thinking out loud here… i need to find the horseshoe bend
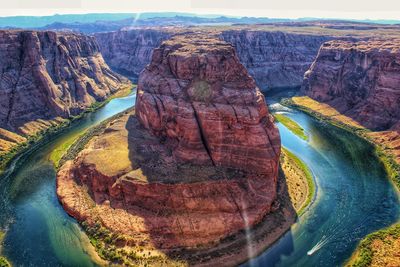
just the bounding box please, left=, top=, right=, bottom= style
left=56, top=34, right=293, bottom=265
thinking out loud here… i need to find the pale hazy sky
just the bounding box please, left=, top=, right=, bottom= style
left=1, top=0, right=400, bottom=20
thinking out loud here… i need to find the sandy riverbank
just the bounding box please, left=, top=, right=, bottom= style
left=282, top=96, right=400, bottom=267
left=56, top=110, right=315, bottom=267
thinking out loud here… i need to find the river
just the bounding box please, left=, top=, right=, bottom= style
left=244, top=93, right=400, bottom=266
left=0, top=92, right=136, bottom=266
left=0, top=90, right=398, bottom=266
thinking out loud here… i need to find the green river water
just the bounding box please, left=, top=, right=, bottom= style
left=0, top=91, right=399, bottom=267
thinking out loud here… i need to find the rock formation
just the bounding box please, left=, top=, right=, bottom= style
left=136, top=34, right=281, bottom=173
left=220, top=30, right=331, bottom=90
left=95, top=28, right=332, bottom=90
left=302, top=39, right=400, bottom=131
left=57, top=34, right=281, bottom=262
left=0, top=30, right=129, bottom=154
left=95, top=29, right=172, bottom=80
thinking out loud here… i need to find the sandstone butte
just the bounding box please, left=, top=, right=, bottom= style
left=0, top=30, right=130, bottom=155
left=302, top=39, right=400, bottom=164
left=57, top=34, right=284, bottom=265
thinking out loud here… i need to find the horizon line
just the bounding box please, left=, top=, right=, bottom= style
left=0, top=10, right=399, bottom=22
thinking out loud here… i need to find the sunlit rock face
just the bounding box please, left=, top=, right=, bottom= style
left=302, top=39, right=400, bottom=131
left=57, top=34, right=281, bottom=252
left=57, top=35, right=280, bottom=252
left=136, top=33, right=281, bottom=174
left=0, top=30, right=128, bottom=132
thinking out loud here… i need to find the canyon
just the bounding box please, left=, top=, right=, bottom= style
left=95, top=27, right=333, bottom=90
left=0, top=18, right=399, bottom=267
left=302, top=39, right=400, bottom=131
left=302, top=39, right=400, bottom=164
left=94, top=24, right=400, bottom=92
left=56, top=33, right=289, bottom=265
left=0, top=30, right=130, bottom=157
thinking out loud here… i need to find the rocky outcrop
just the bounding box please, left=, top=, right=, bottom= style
left=136, top=34, right=280, bottom=173
left=0, top=30, right=129, bottom=153
left=95, top=28, right=332, bottom=90
left=220, top=30, right=331, bottom=90
left=57, top=34, right=281, bottom=257
left=95, top=29, right=173, bottom=80
left=302, top=39, right=400, bottom=131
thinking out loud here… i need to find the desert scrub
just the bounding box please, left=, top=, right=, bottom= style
left=81, top=221, right=185, bottom=266
left=0, top=257, right=10, bottom=267
left=281, top=147, right=315, bottom=215
left=0, top=231, right=10, bottom=267
left=190, top=80, right=212, bottom=102
left=0, top=84, right=134, bottom=175
left=58, top=108, right=135, bottom=169
left=281, top=96, right=400, bottom=189
left=282, top=96, right=400, bottom=265
left=346, top=224, right=400, bottom=267
left=274, top=113, right=308, bottom=141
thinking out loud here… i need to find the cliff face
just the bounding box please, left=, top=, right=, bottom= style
left=220, top=30, right=331, bottom=90
left=57, top=34, right=281, bottom=253
left=95, top=28, right=331, bottom=90
left=95, top=29, right=172, bottom=80
left=302, top=40, right=400, bottom=131
left=136, top=34, right=280, bottom=173
left=0, top=30, right=129, bottom=153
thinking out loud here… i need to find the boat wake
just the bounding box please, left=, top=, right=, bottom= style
left=307, top=235, right=329, bottom=256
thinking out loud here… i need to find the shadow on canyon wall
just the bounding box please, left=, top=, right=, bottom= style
left=121, top=113, right=298, bottom=265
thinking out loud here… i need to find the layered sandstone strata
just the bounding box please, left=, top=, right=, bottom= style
left=136, top=34, right=281, bottom=173
left=95, top=29, right=173, bottom=80
left=95, top=27, right=332, bottom=90
left=220, top=30, right=331, bottom=90
left=302, top=39, right=400, bottom=131
left=0, top=30, right=129, bottom=154
left=57, top=34, right=281, bottom=257
left=302, top=39, right=400, bottom=164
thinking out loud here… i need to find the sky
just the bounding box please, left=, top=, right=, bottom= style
left=1, top=0, right=400, bottom=20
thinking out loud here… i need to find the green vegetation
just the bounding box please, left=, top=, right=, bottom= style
left=0, top=84, right=135, bottom=174
left=192, top=80, right=211, bottom=102
left=81, top=221, right=126, bottom=264
left=49, top=132, right=85, bottom=168
left=346, top=224, right=400, bottom=267
left=274, top=113, right=308, bottom=141
left=81, top=221, right=183, bottom=266
left=282, top=147, right=315, bottom=215
left=0, top=231, right=11, bottom=267
left=281, top=97, right=400, bottom=189
left=282, top=97, right=400, bottom=266
left=0, top=257, right=11, bottom=267
left=281, top=97, right=364, bottom=132
left=57, top=108, right=134, bottom=170
left=0, top=119, right=72, bottom=175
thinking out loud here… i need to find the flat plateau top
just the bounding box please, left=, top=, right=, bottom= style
left=81, top=110, right=248, bottom=184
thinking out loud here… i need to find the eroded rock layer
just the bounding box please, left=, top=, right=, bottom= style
left=302, top=39, right=400, bottom=131
left=95, top=28, right=332, bottom=90
left=57, top=34, right=281, bottom=252
left=0, top=30, right=129, bottom=144
left=95, top=29, right=172, bottom=80
left=221, top=30, right=331, bottom=90
left=136, top=34, right=280, bottom=174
